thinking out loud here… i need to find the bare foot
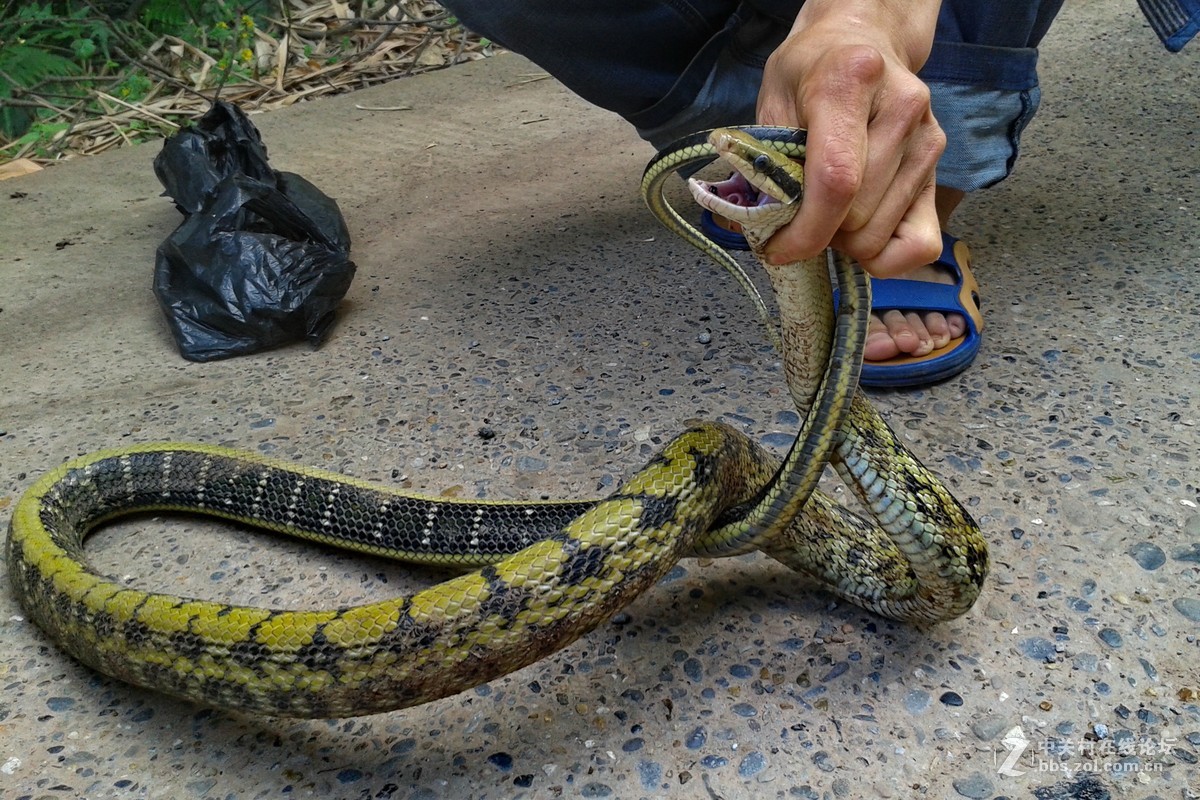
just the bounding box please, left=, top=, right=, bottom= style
left=863, top=262, right=967, bottom=362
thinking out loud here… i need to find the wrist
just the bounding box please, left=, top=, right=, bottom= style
left=790, top=0, right=940, bottom=71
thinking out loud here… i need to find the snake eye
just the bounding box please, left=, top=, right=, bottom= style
left=752, top=154, right=771, bottom=171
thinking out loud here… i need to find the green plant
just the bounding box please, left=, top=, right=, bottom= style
left=0, top=43, right=74, bottom=139
left=0, top=0, right=271, bottom=148
left=112, top=71, right=151, bottom=101
left=0, top=119, right=71, bottom=158
left=0, top=1, right=487, bottom=160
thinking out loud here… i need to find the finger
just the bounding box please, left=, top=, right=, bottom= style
left=837, top=119, right=944, bottom=270
left=840, top=79, right=939, bottom=235
left=840, top=175, right=942, bottom=277
left=763, top=46, right=882, bottom=265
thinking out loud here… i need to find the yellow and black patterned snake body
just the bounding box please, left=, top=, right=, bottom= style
left=6, top=128, right=988, bottom=718
left=10, top=433, right=779, bottom=716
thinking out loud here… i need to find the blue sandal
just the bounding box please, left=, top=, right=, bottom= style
left=699, top=208, right=752, bottom=251
left=702, top=207, right=983, bottom=387
left=835, top=233, right=983, bottom=388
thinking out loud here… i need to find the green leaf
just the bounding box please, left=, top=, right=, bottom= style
left=72, top=37, right=97, bottom=61
left=0, top=44, right=77, bottom=94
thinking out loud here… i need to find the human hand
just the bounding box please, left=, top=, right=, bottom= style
left=756, top=0, right=946, bottom=277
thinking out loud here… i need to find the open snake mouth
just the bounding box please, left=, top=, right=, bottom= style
left=699, top=171, right=776, bottom=207
left=689, top=171, right=780, bottom=227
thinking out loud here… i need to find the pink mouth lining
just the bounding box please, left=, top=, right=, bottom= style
left=700, top=172, right=777, bottom=208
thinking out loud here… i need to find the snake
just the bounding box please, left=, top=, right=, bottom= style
left=5, top=127, right=988, bottom=719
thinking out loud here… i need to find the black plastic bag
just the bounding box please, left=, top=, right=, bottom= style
left=152, top=101, right=355, bottom=361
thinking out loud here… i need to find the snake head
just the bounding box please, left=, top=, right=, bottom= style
left=688, top=128, right=806, bottom=248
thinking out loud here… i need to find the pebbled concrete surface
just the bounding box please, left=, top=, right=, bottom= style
left=1, top=1, right=1197, bottom=798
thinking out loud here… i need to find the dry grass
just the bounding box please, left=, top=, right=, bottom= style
left=1, top=0, right=497, bottom=164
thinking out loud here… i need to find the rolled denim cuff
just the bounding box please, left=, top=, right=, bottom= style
left=1137, top=0, right=1200, bottom=51
left=920, top=41, right=1042, bottom=91
left=930, top=82, right=1042, bottom=192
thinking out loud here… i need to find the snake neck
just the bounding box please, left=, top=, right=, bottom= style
left=684, top=177, right=834, bottom=417
left=759, top=253, right=836, bottom=419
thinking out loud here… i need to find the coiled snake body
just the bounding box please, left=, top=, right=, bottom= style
left=6, top=128, right=987, bottom=718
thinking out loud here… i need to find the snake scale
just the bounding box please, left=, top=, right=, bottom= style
left=6, top=127, right=988, bottom=718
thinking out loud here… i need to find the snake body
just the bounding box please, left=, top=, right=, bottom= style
left=6, top=128, right=987, bottom=718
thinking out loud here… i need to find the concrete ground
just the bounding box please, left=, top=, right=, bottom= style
left=1, top=2, right=1197, bottom=798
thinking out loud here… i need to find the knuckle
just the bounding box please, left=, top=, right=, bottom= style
left=894, top=80, right=932, bottom=118
left=806, top=45, right=885, bottom=103
left=917, top=230, right=943, bottom=264
left=756, top=93, right=795, bottom=128
left=837, top=45, right=887, bottom=84
left=834, top=228, right=879, bottom=263
left=926, top=116, right=947, bottom=145
left=841, top=204, right=872, bottom=233
left=922, top=122, right=948, bottom=162
left=812, top=144, right=863, bottom=200
left=814, top=130, right=863, bottom=185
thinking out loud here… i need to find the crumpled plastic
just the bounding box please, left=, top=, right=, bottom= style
left=151, top=101, right=355, bottom=361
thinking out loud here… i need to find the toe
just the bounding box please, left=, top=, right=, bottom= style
left=922, top=311, right=951, bottom=349
left=859, top=250, right=979, bottom=364
left=946, top=311, right=967, bottom=340
left=902, top=312, right=935, bottom=356
left=884, top=309, right=933, bottom=356
left=864, top=313, right=901, bottom=361
left=865, top=309, right=934, bottom=362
